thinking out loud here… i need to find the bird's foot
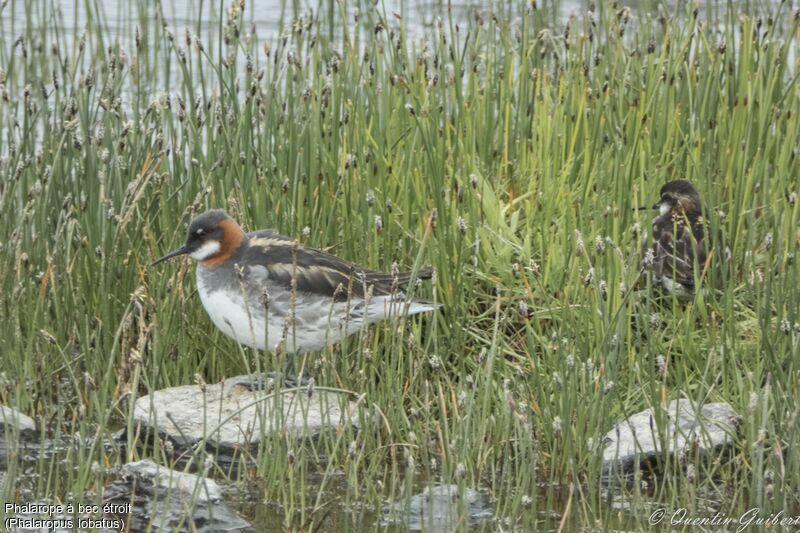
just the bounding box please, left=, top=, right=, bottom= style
left=280, top=371, right=311, bottom=389
left=236, top=371, right=309, bottom=390
left=228, top=373, right=276, bottom=392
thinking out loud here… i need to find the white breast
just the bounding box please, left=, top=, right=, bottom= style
left=195, top=268, right=349, bottom=353
left=195, top=267, right=440, bottom=353
left=196, top=270, right=274, bottom=350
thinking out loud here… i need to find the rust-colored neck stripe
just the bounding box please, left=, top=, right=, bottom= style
left=201, top=218, right=245, bottom=267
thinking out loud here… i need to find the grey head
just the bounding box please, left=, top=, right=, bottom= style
left=152, top=209, right=242, bottom=265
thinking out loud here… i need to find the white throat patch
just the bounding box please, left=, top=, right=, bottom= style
left=190, top=240, right=221, bottom=261
left=658, top=202, right=671, bottom=216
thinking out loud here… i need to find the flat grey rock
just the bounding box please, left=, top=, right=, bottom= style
left=120, top=459, right=224, bottom=503
left=104, top=459, right=249, bottom=532
left=1, top=405, right=37, bottom=466
left=128, top=374, right=359, bottom=450
left=600, top=399, right=739, bottom=485
left=0, top=405, right=36, bottom=437
left=384, top=485, right=493, bottom=531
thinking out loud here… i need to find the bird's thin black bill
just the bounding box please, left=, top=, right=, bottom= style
left=151, top=246, right=189, bottom=266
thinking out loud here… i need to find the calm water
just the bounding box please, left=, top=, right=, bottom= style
left=3, top=0, right=788, bottom=49
left=1, top=1, right=791, bottom=90
left=1, top=0, right=790, bottom=99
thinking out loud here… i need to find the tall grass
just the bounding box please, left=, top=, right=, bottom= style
left=0, top=0, right=798, bottom=529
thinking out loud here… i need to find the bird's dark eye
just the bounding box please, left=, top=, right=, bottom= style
left=195, top=228, right=205, bottom=236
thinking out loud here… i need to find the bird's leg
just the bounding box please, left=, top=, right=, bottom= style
left=257, top=367, right=298, bottom=389
left=254, top=345, right=299, bottom=389
left=298, top=353, right=311, bottom=387
left=282, top=353, right=311, bottom=388
left=282, top=354, right=297, bottom=388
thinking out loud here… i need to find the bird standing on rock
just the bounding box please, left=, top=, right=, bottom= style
left=153, top=209, right=439, bottom=385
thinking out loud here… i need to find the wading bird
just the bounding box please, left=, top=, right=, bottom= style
left=153, top=210, right=439, bottom=385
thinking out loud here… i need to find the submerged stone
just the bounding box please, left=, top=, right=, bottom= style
left=0, top=405, right=36, bottom=437
left=600, top=399, right=739, bottom=486
left=0, top=405, right=37, bottom=465
left=103, top=459, right=250, bottom=532
left=123, top=374, right=359, bottom=451
left=384, top=484, right=493, bottom=531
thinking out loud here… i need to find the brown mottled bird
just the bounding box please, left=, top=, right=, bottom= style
left=643, top=180, right=717, bottom=298
left=153, top=210, right=439, bottom=383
